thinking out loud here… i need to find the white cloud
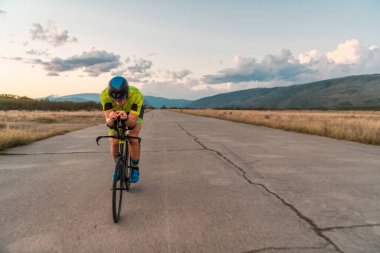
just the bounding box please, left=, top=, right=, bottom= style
left=298, top=39, right=380, bottom=80
left=323, top=39, right=380, bottom=71
left=298, top=50, right=322, bottom=64
left=326, top=39, right=364, bottom=64
left=30, top=20, right=78, bottom=47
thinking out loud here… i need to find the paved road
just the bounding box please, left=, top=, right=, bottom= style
left=0, top=110, right=379, bottom=253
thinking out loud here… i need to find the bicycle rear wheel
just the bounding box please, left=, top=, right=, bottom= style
left=112, top=156, right=123, bottom=223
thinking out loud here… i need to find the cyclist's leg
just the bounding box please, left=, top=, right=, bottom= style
left=109, top=130, right=120, bottom=181
left=128, top=108, right=143, bottom=166
left=127, top=117, right=142, bottom=183
left=108, top=129, right=118, bottom=160
left=127, top=121, right=142, bottom=165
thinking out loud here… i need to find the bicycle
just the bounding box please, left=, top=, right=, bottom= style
left=96, top=116, right=142, bottom=223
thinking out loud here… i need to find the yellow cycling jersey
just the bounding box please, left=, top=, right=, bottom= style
left=100, top=86, right=144, bottom=116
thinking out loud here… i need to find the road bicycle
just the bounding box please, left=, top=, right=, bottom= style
left=96, top=117, right=141, bottom=223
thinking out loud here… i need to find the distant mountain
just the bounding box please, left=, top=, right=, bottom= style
left=143, top=96, right=192, bottom=108
left=41, top=93, right=192, bottom=108
left=188, top=74, right=380, bottom=109
left=42, top=93, right=100, bottom=103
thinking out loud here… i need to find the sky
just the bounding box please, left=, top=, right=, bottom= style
left=1, top=0, right=380, bottom=100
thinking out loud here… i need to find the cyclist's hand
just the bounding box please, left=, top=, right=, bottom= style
left=109, top=111, right=119, bottom=120
left=117, top=111, right=128, bottom=120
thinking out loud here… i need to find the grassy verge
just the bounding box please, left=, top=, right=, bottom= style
left=0, top=110, right=104, bottom=151
left=172, top=109, right=380, bottom=145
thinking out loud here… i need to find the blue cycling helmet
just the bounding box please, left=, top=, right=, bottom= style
left=108, top=76, right=129, bottom=100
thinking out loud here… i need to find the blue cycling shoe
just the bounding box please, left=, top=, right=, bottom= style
left=112, top=169, right=120, bottom=182
left=130, top=168, right=140, bottom=183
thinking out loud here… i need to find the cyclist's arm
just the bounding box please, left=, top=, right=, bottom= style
left=125, top=92, right=143, bottom=128
left=125, top=113, right=138, bottom=128
left=102, top=103, right=117, bottom=127
left=103, top=110, right=116, bottom=127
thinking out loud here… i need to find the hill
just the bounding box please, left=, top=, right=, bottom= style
left=43, top=93, right=100, bottom=103
left=143, top=96, right=191, bottom=108
left=188, top=74, right=380, bottom=109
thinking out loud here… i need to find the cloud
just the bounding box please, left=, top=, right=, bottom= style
left=167, top=69, right=192, bottom=80
left=26, top=49, right=49, bottom=56
left=1, top=56, right=23, bottom=61
left=325, top=39, right=380, bottom=71
left=298, top=50, right=322, bottom=64
left=47, top=72, right=59, bottom=76
left=111, top=57, right=153, bottom=81
left=326, top=39, right=364, bottom=64
left=30, top=21, right=78, bottom=47
left=110, top=55, right=193, bottom=87
left=297, top=39, right=380, bottom=80
left=0, top=10, right=6, bottom=15
left=128, top=58, right=153, bottom=74
left=203, top=39, right=380, bottom=88
left=203, top=49, right=313, bottom=84
left=32, top=49, right=122, bottom=77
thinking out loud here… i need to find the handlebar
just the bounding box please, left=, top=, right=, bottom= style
left=96, top=135, right=141, bottom=145
left=96, top=116, right=141, bottom=145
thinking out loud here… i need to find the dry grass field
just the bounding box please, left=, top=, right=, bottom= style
left=0, top=110, right=104, bottom=151
left=173, top=109, right=380, bottom=145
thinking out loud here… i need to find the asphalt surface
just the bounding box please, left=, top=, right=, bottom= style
left=0, top=109, right=379, bottom=253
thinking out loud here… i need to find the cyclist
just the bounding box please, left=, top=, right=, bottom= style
left=100, top=76, right=144, bottom=183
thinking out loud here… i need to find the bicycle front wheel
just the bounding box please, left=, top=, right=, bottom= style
left=112, top=156, right=123, bottom=223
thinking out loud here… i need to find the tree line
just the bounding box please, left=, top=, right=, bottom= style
left=0, top=94, right=101, bottom=111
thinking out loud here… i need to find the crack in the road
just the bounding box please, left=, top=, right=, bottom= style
left=242, top=244, right=330, bottom=253
left=175, top=122, right=344, bottom=253
left=321, top=223, right=380, bottom=232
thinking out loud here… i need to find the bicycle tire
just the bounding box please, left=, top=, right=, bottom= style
left=125, top=162, right=130, bottom=191
left=112, top=156, right=123, bottom=223
left=124, top=145, right=131, bottom=191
